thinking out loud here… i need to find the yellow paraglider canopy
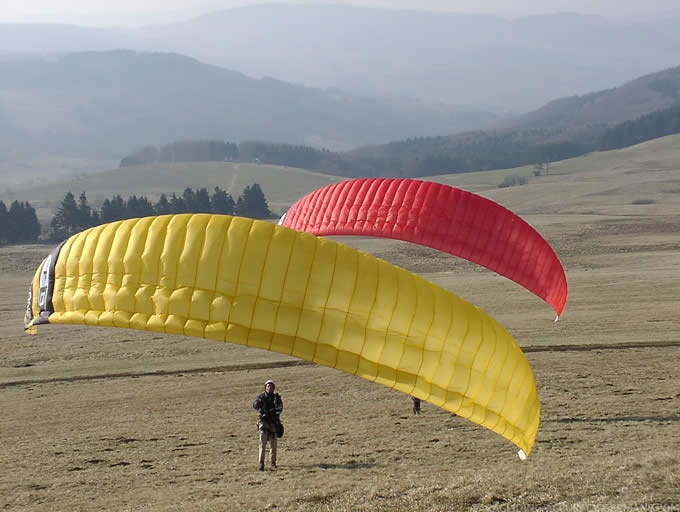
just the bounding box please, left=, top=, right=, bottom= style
left=25, top=214, right=540, bottom=455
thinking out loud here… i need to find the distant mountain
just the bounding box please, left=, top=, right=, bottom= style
left=334, top=65, right=680, bottom=176
left=509, top=65, right=680, bottom=137
left=3, top=51, right=680, bottom=186
left=153, top=7, right=680, bottom=110
left=114, top=65, right=680, bottom=180
left=2, top=6, right=680, bottom=111
left=0, top=50, right=498, bottom=160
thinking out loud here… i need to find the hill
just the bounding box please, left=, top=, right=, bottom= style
left=26, top=62, right=680, bottom=187
left=2, top=50, right=680, bottom=188
left=0, top=49, right=497, bottom=159
left=510, top=64, right=680, bottom=135
left=3, top=6, right=680, bottom=111
left=3, top=133, right=680, bottom=226
left=0, top=160, right=345, bottom=222
left=339, top=65, right=680, bottom=175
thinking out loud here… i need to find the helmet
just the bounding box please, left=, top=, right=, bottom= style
left=264, top=380, right=276, bottom=389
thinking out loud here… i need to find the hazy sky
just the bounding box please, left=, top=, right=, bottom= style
left=3, top=0, right=679, bottom=25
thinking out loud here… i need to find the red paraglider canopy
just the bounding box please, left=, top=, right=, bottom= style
left=280, top=178, right=568, bottom=318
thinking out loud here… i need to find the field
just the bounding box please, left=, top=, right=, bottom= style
left=0, top=161, right=343, bottom=223
left=1, top=137, right=679, bottom=511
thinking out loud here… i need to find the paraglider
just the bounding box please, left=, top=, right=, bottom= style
left=25, top=213, right=540, bottom=456
left=279, top=178, right=568, bottom=319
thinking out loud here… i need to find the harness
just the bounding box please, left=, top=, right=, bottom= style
left=255, top=392, right=282, bottom=426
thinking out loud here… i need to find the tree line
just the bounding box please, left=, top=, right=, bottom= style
left=598, top=105, right=680, bottom=150
left=0, top=184, right=272, bottom=246
left=120, top=140, right=350, bottom=174
left=120, top=105, right=680, bottom=178
left=0, top=200, right=41, bottom=245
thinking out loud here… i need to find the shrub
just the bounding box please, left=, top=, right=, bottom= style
left=498, top=175, right=528, bottom=188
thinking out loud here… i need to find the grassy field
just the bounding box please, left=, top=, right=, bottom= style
left=1, top=137, right=679, bottom=511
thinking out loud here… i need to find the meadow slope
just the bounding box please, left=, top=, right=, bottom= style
left=1, top=137, right=679, bottom=511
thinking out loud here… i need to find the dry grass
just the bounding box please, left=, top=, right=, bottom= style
left=1, top=138, right=679, bottom=511
left=0, top=161, right=343, bottom=222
